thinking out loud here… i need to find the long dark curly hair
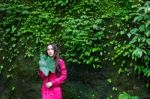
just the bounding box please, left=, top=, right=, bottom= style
left=46, top=43, right=61, bottom=76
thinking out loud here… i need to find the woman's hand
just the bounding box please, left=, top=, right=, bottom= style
left=46, top=82, right=53, bottom=88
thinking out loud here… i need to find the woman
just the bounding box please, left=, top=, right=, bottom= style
left=38, top=43, right=67, bottom=99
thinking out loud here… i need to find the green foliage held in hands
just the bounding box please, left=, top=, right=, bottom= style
left=39, top=54, right=55, bottom=76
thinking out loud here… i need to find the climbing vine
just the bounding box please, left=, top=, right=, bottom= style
left=0, top=0, right=149, bottom=98
left=112, top=1, right=150, bottom=77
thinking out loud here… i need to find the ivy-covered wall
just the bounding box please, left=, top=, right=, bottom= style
left=0, top=0, right=150, bottom=98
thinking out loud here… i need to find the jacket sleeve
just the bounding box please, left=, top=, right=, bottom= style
left=38, top=70, right=47, bottom=80
left=51, top=59, right=67, bottom=86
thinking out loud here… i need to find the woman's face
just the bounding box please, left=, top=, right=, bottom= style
left=47, top=45, right=54, bottom=57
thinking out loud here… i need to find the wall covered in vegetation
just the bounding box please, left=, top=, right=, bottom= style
left=0, top=0, right=150, bottom=98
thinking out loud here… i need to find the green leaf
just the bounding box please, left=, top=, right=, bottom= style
left=38, top=54, right=55, bottom=76
left=132, top=48, right=146, bottom=59
left=119, top=92, right=139, bottom=99
left=146, top=20, right=150, bottom=27
left=130, top=28, right=138, bottom=35
left=85, top=51, right=90, bottom=56
left=146, top=39, right=150, bottom=45
left=39, top=66, right=50, bottom=76
left=145, top=30, right=150, bottom=37
left=139, top=25, right=145, bottom=32
left=92, top=47, right=99, bottom=52
left=133, top=15, right=143, bottom=23
left=107, top=78, right=112, bottom=83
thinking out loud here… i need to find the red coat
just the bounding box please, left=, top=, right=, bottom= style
left=38, top=59, right=67, bottom=99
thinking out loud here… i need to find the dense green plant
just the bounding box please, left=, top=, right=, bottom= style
left=0, top=4, right=31, bottom=79
left=0, top=0, right=134, bottom=77
left=112, top=1, right=150, bottom=77
left=0, top=0, right=149, bottom=98
left=128, top=2, right=150, bottom=77
left=118, top=92, right=139, bottom=99
left=58, top=15, right=105, bottom=68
